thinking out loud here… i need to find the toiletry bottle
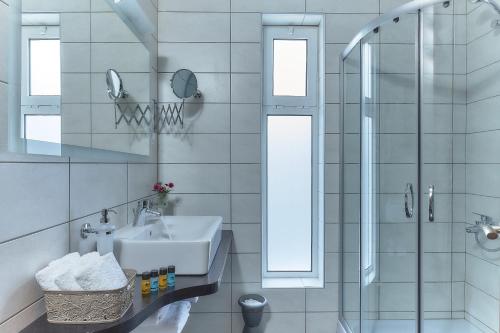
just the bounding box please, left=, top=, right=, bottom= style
left=167, top=265, right=175, bottom=287
left=141, top=272, right=151, bottom=295
left=150, top=269, right=159, bottom=293
left=159, top=267, right=168, bottom=290
left=97, top=209, right=117, bottom=255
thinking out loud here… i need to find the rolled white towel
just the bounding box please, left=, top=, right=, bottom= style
left=80, top=252, right=100, bottom=266
left=35, top=252, right=81, bottom=291
left=156, top=302, right=192, bottom=332
left=49, top=252, right=80, bottom=268
left=54, top=270, right=83, bottom=291
left=74, top=253, right=128, bottom=291
left=132, top=298, right=198, bottom=333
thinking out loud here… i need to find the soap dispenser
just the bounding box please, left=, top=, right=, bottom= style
left=97, top=208, right=117, bottom=255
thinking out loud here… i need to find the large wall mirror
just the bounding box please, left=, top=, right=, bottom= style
left=4, top=0, right=156, bottom=158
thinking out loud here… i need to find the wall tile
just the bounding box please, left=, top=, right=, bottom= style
left=231, top=43, right=261, bottom=74
left=159, top=134, right=230, bottom=163
left=0, top=163, right=69, bottom=243
left=231, top=13, right=262, bottom=43
left=231, top=164, right=260, bottom=194
left=61, top=13, right=90, bottom=42
left=91, top=12, right=138, bottom=42
left=231, top=194, right=261, bottom=223
left=231, top=74, right=261, bottom=103
left=231, top=0, right=305, bottom=13
left=158, top=12, right=230, bottom=42
left=232, top=253, right=261, bottom=283
left=159, top=164, right=230, bottom=193
left=61, top=43, right=90, bottom=73
left=70, top=163, right=127, bottom=218
left=231, top=134, right=260, bottom=163
left=231, top=104, right=261, bottom=134
left=159, top=0, right=230, bottom=12
left=91, top=43, right=149, bottom=72
left=0, top=225, right=68, bottom=323
left=158, top=43, right=230, bottom=73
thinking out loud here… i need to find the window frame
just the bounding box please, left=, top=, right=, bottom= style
left=262, top=23, right=323, bottom=286
left=263, top=26, right=318, bottom=108
left=20, top=25, right=61, bottom=140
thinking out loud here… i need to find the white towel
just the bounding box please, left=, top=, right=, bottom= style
left=157, top=298, right=198, bottom=332
left=132, top=298, right=198, bottom=333
left=54, top=270, right=83, bottom=291
left=74, top=253, right=128, bottom=291
left=35, top=252, right=81, bottom=291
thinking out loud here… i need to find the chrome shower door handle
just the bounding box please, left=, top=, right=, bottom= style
left=429, top=185, right=435, bottom=222
left=404, top=183, right=414, bottom=218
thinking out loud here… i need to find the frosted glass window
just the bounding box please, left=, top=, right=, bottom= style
left=25, top=115, right=61, bottom=144
left=267, top=116, right=312, bottom=272
left=273, top=40, right=307, bottom=97
left=30, top=39, right=61, bottom=96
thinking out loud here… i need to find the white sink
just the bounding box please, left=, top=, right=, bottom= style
left=114, top=216, right=223, bottom=275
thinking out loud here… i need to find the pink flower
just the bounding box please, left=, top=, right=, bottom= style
left=168, top=182, right=175, bottom=188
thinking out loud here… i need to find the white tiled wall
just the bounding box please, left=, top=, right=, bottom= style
left=465, top=2, right=500, bottom=332
left=0, top=0, right=158, bottom=331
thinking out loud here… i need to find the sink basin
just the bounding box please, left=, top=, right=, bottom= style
left=114, top=216, right=223, bottom=275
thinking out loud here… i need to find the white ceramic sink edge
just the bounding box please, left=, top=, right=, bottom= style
left=114, top=216, right=223, bottom=275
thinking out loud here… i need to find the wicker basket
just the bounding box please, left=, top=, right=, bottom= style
left=43, top=269, right=136, bottom=324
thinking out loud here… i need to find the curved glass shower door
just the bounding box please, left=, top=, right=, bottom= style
left=363, top=13, right=419, bottom=332
left=341, top=8, right=419, bottom=333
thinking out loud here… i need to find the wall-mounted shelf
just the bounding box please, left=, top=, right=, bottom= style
left=20, top=231, right=233, bottom=333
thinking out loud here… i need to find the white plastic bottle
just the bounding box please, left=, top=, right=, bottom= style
left=97, top=209, right=117, bottom=255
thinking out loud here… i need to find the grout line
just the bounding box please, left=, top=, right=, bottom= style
left=229, top=1, right=234, bottom=330
left=0, top=222, right=70, bottom=246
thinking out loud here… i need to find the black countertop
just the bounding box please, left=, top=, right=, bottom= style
left=21, top=230, right=233, bottom=333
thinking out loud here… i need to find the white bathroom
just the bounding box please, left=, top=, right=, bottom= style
left=0, top=0, right=500, bottom=333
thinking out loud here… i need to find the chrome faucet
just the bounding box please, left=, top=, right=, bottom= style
left=133, top=200, right=161, bottom=226
left=466, top=212, right=500, bottom=240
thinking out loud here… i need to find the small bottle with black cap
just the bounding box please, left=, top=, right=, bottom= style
left=141, top=272, right=151, bottom=295
left=167, top=265, right=176, bottom=287
left=150, top=269, right=159, bottom=293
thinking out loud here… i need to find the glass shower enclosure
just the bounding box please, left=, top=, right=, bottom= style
left=339, top=0, right=494, bottom=332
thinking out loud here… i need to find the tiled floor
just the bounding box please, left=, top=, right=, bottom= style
left=359, top=319, right=485, bottom=333
left=341, top=319, right=485, bottom=333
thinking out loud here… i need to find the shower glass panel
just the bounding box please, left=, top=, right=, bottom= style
left=341, top=7, right=420, bottom=333
left=420, top=2, right=463, bottom=332
left=364, top=11, right=419, bottom=333
left=341, top=1, right=499, bottom=333
left=341, top=42, right=361, bottom=333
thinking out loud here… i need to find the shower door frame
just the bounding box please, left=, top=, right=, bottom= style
left=339, top=1, right=451, bottom=333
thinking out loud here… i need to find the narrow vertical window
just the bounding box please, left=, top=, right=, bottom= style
left=262, top=19, right=324, bottom=288
left=273, top=40, right=307, bottom=97
left=20, top=24, right=61, bottom=152
left=29, top=39, right=61, bottom=96
left=267, top=115, right=312, bottom=272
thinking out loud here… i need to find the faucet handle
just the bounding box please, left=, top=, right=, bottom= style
left=472, top=212, right=492, bottom=223
left=142, top=199, right=155, bottom=209
left=101, top=208, right=117, bottom=224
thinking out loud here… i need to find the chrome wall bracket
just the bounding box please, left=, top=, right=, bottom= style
left=155, top=100, right=185, bottom=131
left=112, top=100, right=186, bottom=132
left=114, top=102, right=153, bottom=129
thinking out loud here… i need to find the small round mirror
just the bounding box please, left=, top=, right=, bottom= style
left=106, top=69, right=126, bottom=100
left=171, top=69, right=199, bottom=99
